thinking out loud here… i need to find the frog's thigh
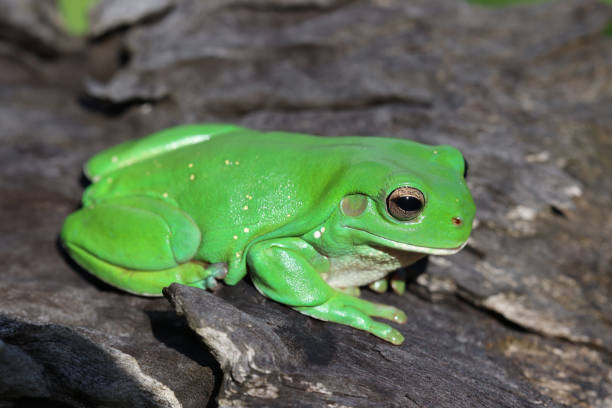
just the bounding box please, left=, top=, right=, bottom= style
left=247, top=238, right=334, bottom=307
left=61, top=196, right=207, bottom=295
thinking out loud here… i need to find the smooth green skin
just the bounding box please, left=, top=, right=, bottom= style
left=61, top=124, right=475, bottom=345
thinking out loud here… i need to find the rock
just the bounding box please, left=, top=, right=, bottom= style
left=83, top=0, right=612, bottom=352
left=89, top=0, right=176, bottom=37
left=0, top=75, right=216, bottom=407
left=164, top=283, right=564, bottom=408
left=0, top=318, right=182, bottom=407
left=0, top=0, right=82, bottom=56
left=1, top=0, right=611, bottom=406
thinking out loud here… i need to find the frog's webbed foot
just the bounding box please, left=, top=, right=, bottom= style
left=295, top=292, right=407, bottom=345
left=191, top=262, right=228, bottom=291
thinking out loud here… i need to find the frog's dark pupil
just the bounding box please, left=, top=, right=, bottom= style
left=463, top=158, right=469, bottom=179
left=394, top=196, right=422, bottom=212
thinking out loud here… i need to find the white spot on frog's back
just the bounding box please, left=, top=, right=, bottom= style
left=325, top=246, right=425, bottom=288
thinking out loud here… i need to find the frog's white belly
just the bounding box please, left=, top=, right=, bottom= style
left=322, top=246, right=425, bottom=288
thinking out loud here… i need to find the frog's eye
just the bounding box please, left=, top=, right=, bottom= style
left=386, top=187, right=425, bottom=221
left=463, top=158, right=469, bottom=179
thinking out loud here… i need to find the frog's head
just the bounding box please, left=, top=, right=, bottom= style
left=330, top=140, right=475, bottom=255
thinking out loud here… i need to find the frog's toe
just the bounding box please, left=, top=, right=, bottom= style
left=389, top=271, right=406, bottom=296
left=368, top=278, right=388, bottom=293
left=390, top=275, right=406, bottom=296
left=208, top=262, right=228, bottom=280
left=392, top=309, right=407, bottom=324
left=205, top=276, right=219, bottom=290
left=386, top=327, right=405, bottom=345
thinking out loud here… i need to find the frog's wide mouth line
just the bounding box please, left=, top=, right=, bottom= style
left=346, top=227, right=468, bottom=255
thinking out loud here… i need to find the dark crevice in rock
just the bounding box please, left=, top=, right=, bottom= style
left=453, top=291, right=536, bottom=335
left=549, top=205, right=567, bottom=218
left=462, top=244, right=487, bottom=260
left=206, top=97, right=433, bottom=118
left=0, top=317, right=181, bottom=407
left=145, top=311, right=224, bottom=408
left=77, top=92, right=163, bottom=117
left=0, top=25, right=60, bottom=59
left=89, top=5, right=175, bottom=43
left=88, top=0, right=176, bottom=39
left=4, top=398, right=73, bottom=408
left=117, top=46, right=132, bottom=68
left=228, top=0, right=358, bottom=13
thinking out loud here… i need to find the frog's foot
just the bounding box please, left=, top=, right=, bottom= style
left=295, top=292, right=407, bottom=345
left=190, top=262, right=227, bottom=291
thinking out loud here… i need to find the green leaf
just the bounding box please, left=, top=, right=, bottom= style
left=57, top=0, right=99, bottom=36
left=604, top=20, right=612, bottom=37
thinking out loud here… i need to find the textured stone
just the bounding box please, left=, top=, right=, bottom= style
left=85, top=0, right=612, bottom=352
left=89, top=0, right=175, bottom=37
left=1, top=0, right=611, bottom=406
left=165, top=283, right=563, bottom=408
left=0, top=0, right=81, bottom=56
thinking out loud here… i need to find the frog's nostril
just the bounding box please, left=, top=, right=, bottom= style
left=452, top=216, right=462, bottom=226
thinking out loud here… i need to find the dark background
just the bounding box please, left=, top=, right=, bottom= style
left=1, top=0, right=611, bottom=407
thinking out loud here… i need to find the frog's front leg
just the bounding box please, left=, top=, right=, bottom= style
left=247, top=238, right=406, bottom=344
left=61, top=195, right=225, bottom=296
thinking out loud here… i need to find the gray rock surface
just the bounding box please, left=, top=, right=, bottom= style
left=1, top=0, right=611, bottom=407
left=0, top=0, right=81, bottom=56
left=165, top=283, right=565, bottom=408
left=89, top=0, right=175, bottom=37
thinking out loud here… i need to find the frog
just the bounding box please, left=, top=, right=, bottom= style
left=61, top=123, right=475, bottom=345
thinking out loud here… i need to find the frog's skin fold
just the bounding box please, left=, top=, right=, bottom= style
left=61, top=124, right=476, bottom=345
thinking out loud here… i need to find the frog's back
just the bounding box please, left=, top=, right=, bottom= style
left=85, top=124, right=243, bottom=182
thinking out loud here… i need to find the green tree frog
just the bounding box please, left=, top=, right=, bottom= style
left=61, top=124, right=475, bottom=344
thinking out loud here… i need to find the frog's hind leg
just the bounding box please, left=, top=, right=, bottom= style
left=61, top=195, right=224, bottom=296
left=65, top=247, right=226, bottom=296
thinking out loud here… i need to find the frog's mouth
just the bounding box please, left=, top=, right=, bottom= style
left=346, top=227, right=468, bottom=256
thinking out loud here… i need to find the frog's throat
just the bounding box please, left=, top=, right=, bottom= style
left=346, top=227, right=468, bottom=256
